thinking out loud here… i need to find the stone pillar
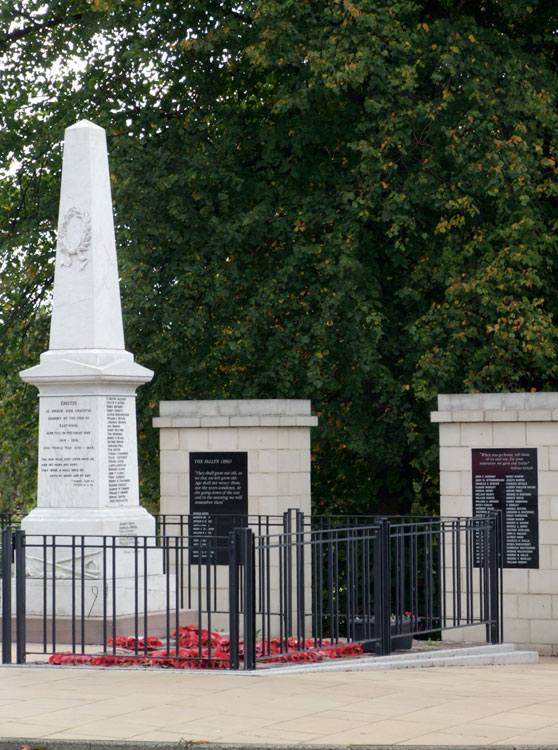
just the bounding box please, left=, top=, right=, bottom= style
left=154, top=399, right=318, bottom=633
left=431, top=392, right=558, bottom=654
left=154, top=399, right=317, bottom=519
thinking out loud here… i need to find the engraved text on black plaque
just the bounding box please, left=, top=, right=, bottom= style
left=472, top=448, right=538, bottom=569
left=189, top=452, right=248, bottom=564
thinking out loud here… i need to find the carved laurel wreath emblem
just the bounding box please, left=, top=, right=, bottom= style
left=58, top=206, right=92, bottom=271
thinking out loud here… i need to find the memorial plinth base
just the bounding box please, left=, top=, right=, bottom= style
left=23, top=572, right=173, bottom=617
left=16, top=533, right=176, bottom=637
left=21, top=506, right=156, bottom=539
left=2, top=609, right=197, bottom=646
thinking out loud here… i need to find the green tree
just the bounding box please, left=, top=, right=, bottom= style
left=1, top=0, right=557, bottom=516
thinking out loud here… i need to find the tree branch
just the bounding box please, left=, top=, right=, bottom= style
left=0, top=14, right=79, bottom=48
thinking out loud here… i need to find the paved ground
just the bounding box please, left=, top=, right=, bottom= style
left=1, top=659, right=558, bottom=746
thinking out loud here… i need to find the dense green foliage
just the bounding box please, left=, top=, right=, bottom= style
left=1, top=0, right=558, bottom=516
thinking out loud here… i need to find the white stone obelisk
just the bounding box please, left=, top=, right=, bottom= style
left=20, top=120, right=155, bottom=540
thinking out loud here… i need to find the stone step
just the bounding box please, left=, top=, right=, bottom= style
left=251, top=642, right=539, bottom=675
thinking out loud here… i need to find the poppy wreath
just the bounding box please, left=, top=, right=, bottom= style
left=48, top=625, right=363, bottom=669
left=106, top=635, right=162, bottom=651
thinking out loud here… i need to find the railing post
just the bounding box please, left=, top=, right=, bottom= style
left=240, top=527, right=256, bottom=671
left=489, top=513, right=501, bottom=644
left=14, top=529, right=26, bottom=664
left=374, top=518, right=391, bottom=656
left=2, top=528, right=12, bottom=663
left=228, top=527, right=256, bottom=670
left=295, top=510, right=305, bottom=644
left=228, top=530, right=240, bottom=670
left=282, top=510, right=293, bottom=637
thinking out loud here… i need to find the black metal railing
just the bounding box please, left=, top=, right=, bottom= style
left=0, top=512, right=21, bottom=531
left=227, top=512, right=502, bottom=669
left=0, top=512, right=502, bottom=669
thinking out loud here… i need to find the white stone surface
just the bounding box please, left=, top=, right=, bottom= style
left=33, top=393, right=142, bottom=510
left=159, top=399, right=314, bottom=417
left=434, top=392, right=558, bottom=652
left=153, top=414, right=318, bottom=428
left=156, top=399, right=316, bottom=637
left=440, top=496, right=472, bottom=516
left=438, top=392, right=558, bottom=411
left=485, top=409, right=519, bottom=421
left=24, top=571, right=170, bottom=617
left=23, top=532, right=161, bottom=579
left=434, top=393, right=558, bottom=426
left=539, top=447, right=550, bottom=471
left=527, top=422, right=558, bottom=443
left=502, top=593, right=518, bottom=617
left=461, top=422, right=493, bottom=446
left=502, top=569, right=530, bottom=593
left=493, top=422, right=526, bottom=446
left=21, top=506, right=155, bottom=539
left=439, top=472, right=462, bottom=496
left=430, top=410, right=453, bottom=423
left=257, top=644, right=538, bottom=675
left=453, top=409, right=485, bottom=422
left=517, top=594, right=551, bottom=619
left=50, top=120, right=124, bottom=351
left=439, top=447, right=470, bottom=471
left=157, top=402, right=316, bottom=522
left=19, top=120, right=154, bottom=544
left=519, top=409, right=553, bottom=421
left=539, top=545, right=551, bottom=570
left=20, top=121, right=152, bottom=392
left=439, top=423, right=460, bottom=446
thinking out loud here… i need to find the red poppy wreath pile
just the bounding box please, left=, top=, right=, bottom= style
left=48, top=624, right=363, bottom=669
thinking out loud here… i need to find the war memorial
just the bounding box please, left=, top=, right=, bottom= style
left=0, top=119, right=551, bottom=669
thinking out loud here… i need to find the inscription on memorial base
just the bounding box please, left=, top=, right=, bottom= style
left=40, top=397, right=95, bottom=492
left=38, top=395, right=138, bottom=508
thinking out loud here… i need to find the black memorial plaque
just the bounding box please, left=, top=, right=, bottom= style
left=472, top=448, right=538, bottom=568
left=189, top=452, right=248, bottom=564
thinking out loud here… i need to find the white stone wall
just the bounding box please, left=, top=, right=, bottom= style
left=432, top=392, right=558, bottom=654
left=154, top=399, right=317, bottom=519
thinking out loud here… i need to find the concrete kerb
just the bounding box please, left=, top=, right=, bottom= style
left=0, top=741, right=556, bottom=750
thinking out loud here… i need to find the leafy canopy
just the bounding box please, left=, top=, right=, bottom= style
left=1, top=0, right=558, bottom=515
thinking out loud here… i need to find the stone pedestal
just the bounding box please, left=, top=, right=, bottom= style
left=20, top=385, right=155, bottom=540
left=432, top=392, right=558, bottom=654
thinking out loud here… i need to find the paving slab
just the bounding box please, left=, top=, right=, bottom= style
left=1, top=659, right=558, bottom=746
